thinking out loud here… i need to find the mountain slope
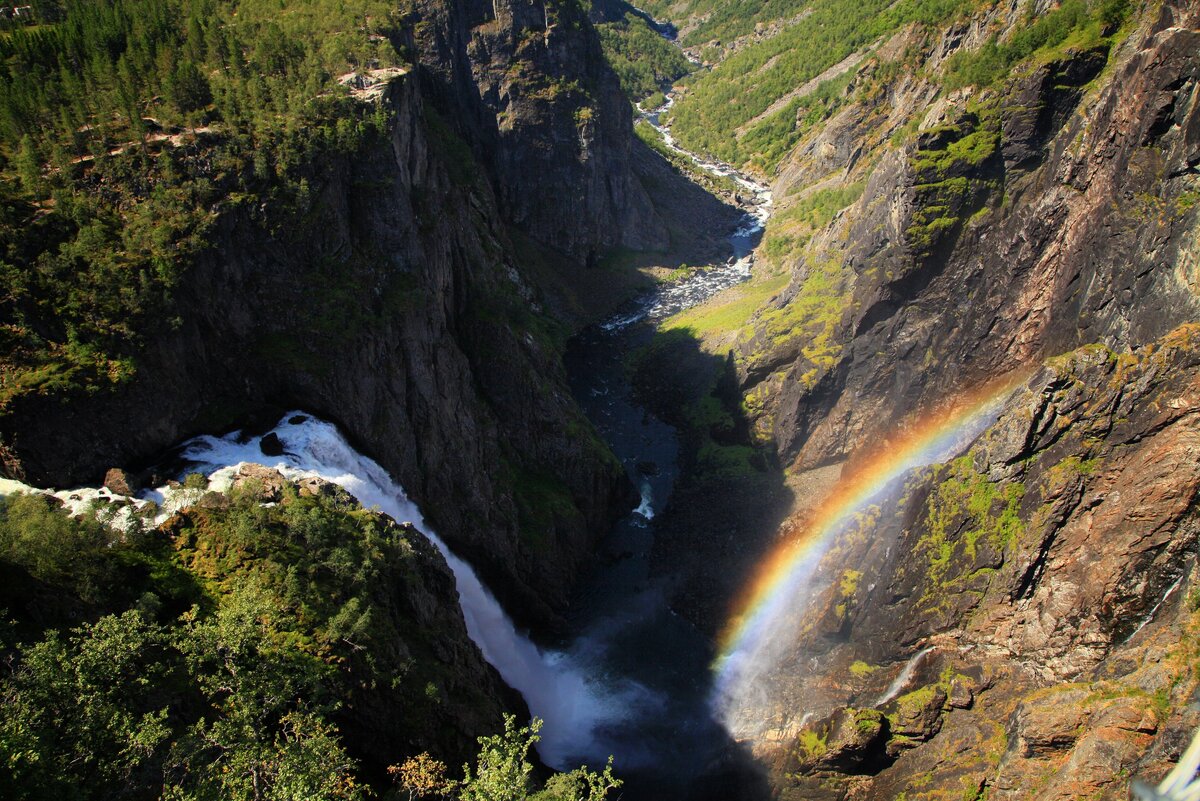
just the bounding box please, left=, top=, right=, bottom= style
left=0, top=0, right=687, bottom=632
left=632, top=0, right=1200, bottom=795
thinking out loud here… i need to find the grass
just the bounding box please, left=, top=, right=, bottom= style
left=661, top=271, right=790, bottom=338
left=917, top=453, right=1026, bottom=601
left=737, top=258, right=852, bottom=385
left=941, top=0, right=1130, bottom=89
left=850, top=660, right=878, bottom=678
left=762, top=182, right=865, bottom=265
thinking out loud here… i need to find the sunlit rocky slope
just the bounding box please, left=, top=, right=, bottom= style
left=634, top=0, right=1200, bottom=797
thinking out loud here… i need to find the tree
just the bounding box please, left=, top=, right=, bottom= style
left=458, top=715, right=539, bottom=801
left=169, top=61, right=212, bottom=115
left=454, top=716, right=622, bottom=801
left=390, top=752, right=452, bottom=801
left=13, top=135, right=41, bottom=196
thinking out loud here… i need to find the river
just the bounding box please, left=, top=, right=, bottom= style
left=9, top=50, right=777, bottom=801
left=552, top=88, right=773, bottom=797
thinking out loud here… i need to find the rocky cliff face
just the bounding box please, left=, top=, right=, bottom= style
left=405, top=0, right=668, bottom=263
left=634, top=0, right=1200, bottom=795
left=0, top=0, right=662, bottom=632
left=733, top=325, right=1200, bottom=801
left=741, top=0, right=1200, bottom=471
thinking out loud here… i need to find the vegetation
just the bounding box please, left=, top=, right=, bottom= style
left=659, top=0, right=1131, bottom=174
left=761, top=183, right=864, bottom=266
left=850, top=660, right=878, bottom=678
left=737, top=258, right=851, bottom=386
left=663, top=0, right=981, bottom=172
left=661, top=269, right=789, bottom=339
left=633, top=118, right=741, bottom=196
left=0, top=0, right=402, bottom=407
left=917, top=453, right=1025, bottom=596
left=941, top=0, right=1131, bottom=88
left=395, top=717, right=620, bottom=801
left=0, top=483, right=621, bottom=799
left=592, top=4, right=690, bottom=101
left=797, top=728, right=828, bottom=761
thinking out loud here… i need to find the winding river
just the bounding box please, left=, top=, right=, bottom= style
left=550, top=90, right=773, bottom=797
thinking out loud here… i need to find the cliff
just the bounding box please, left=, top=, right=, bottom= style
left=0, top=0, right=671, bottom=632
left=739, top=0, right=1199, bottom=470
left=630, top=0, right=1200, bottom=795
left=737, top=326, right=1200, bottom=801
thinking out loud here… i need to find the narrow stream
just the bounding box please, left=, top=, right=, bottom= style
left=555, top=86, right=774, bottom=797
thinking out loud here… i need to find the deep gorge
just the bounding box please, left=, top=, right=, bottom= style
left=1, top=0, right=1199, bottom=799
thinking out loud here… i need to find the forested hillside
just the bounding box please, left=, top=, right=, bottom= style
left=653, top=0, right=1129, bottom=172
left=0, top=0, right=402, bottom=405
left=0, top=473, right=618, bottom=799
left=0, top=0, right=658, bottom=640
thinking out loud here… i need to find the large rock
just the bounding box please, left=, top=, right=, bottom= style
left=0, top=3, right=654, bottom=631
left=102, top=468, right=138, bottom=496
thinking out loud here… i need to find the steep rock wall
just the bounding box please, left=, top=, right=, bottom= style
left=741, top=0, right=1200, bottom=471
left=734, top=325, right=1200, bottom=801
left=0, top=43, right=639, bottom=632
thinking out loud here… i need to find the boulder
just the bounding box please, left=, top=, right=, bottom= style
left=259, top=432, right=284, bottom=456
left=102, top=467, right=138, bottom=496
left=231, top=463, right=287, bottom=502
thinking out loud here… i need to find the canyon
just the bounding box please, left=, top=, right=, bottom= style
left=1, top=0, right=1199, bottom=799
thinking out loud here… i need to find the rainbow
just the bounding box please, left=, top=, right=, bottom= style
left=711, top=371, right=1031, bottom=695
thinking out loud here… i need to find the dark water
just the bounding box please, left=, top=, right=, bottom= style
left=560, top=132, right=771, bottom=793
left=564, top=324, right=770, bottom=801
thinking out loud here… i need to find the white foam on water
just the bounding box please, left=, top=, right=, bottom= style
left=4, top=413, right=658, bottom=770
left=634, top=480, right=655, bottom=520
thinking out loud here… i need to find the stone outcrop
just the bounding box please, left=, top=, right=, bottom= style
left=0, top=0, right=663, bottom=633
left=741, top=0, right=1200, bottom=472
left=163, top=468, right=518, bottom=776
left=732, top=327, right=1200, bottom=800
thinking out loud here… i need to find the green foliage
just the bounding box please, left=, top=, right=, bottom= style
left=660, top=0, right=1129, bottom=172
left=0, top=483, right=482, bottom=799
left=796, top=728, right=828, bottom=761
left=459, top=715, right=539, bottom=801
left=396, top=715, right=621, bottom=801
left=918, top=454, right=1025, bottom=597
left=0, top=491, right=198, bottom=627
left=505, top=460, right=583, bottom=550
left=633, top=118, right=741, bottom=196
left=664, top=0, right=978, bottom=171
left=661, top=270, right=790, bottom=337
left=738, top=258, right=851, bottom=385
left=850, top=660, right=877, bottom=678
left=0, top=488, right=628, bottom=800
left=905, top=121, right=1001, bottom=255
left=941, top=0, right=1130, bottom=89
left=594, top=9, right=690, bottom=101
left=762, top=182, right=864, bottom=265
left=0, top=0, right=404, bottom=405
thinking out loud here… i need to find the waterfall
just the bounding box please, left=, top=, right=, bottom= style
left=7, top=413, right=646, bottom=770
left=873, top=646, right=937, bottom=707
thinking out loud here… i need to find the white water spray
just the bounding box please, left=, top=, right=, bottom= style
left=873, top=646, right=937, bottom=707
left=7, top=413, right=651, bottom=770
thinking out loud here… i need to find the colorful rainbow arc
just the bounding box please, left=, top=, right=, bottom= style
left=712, top=371, right=1032, bottom=687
